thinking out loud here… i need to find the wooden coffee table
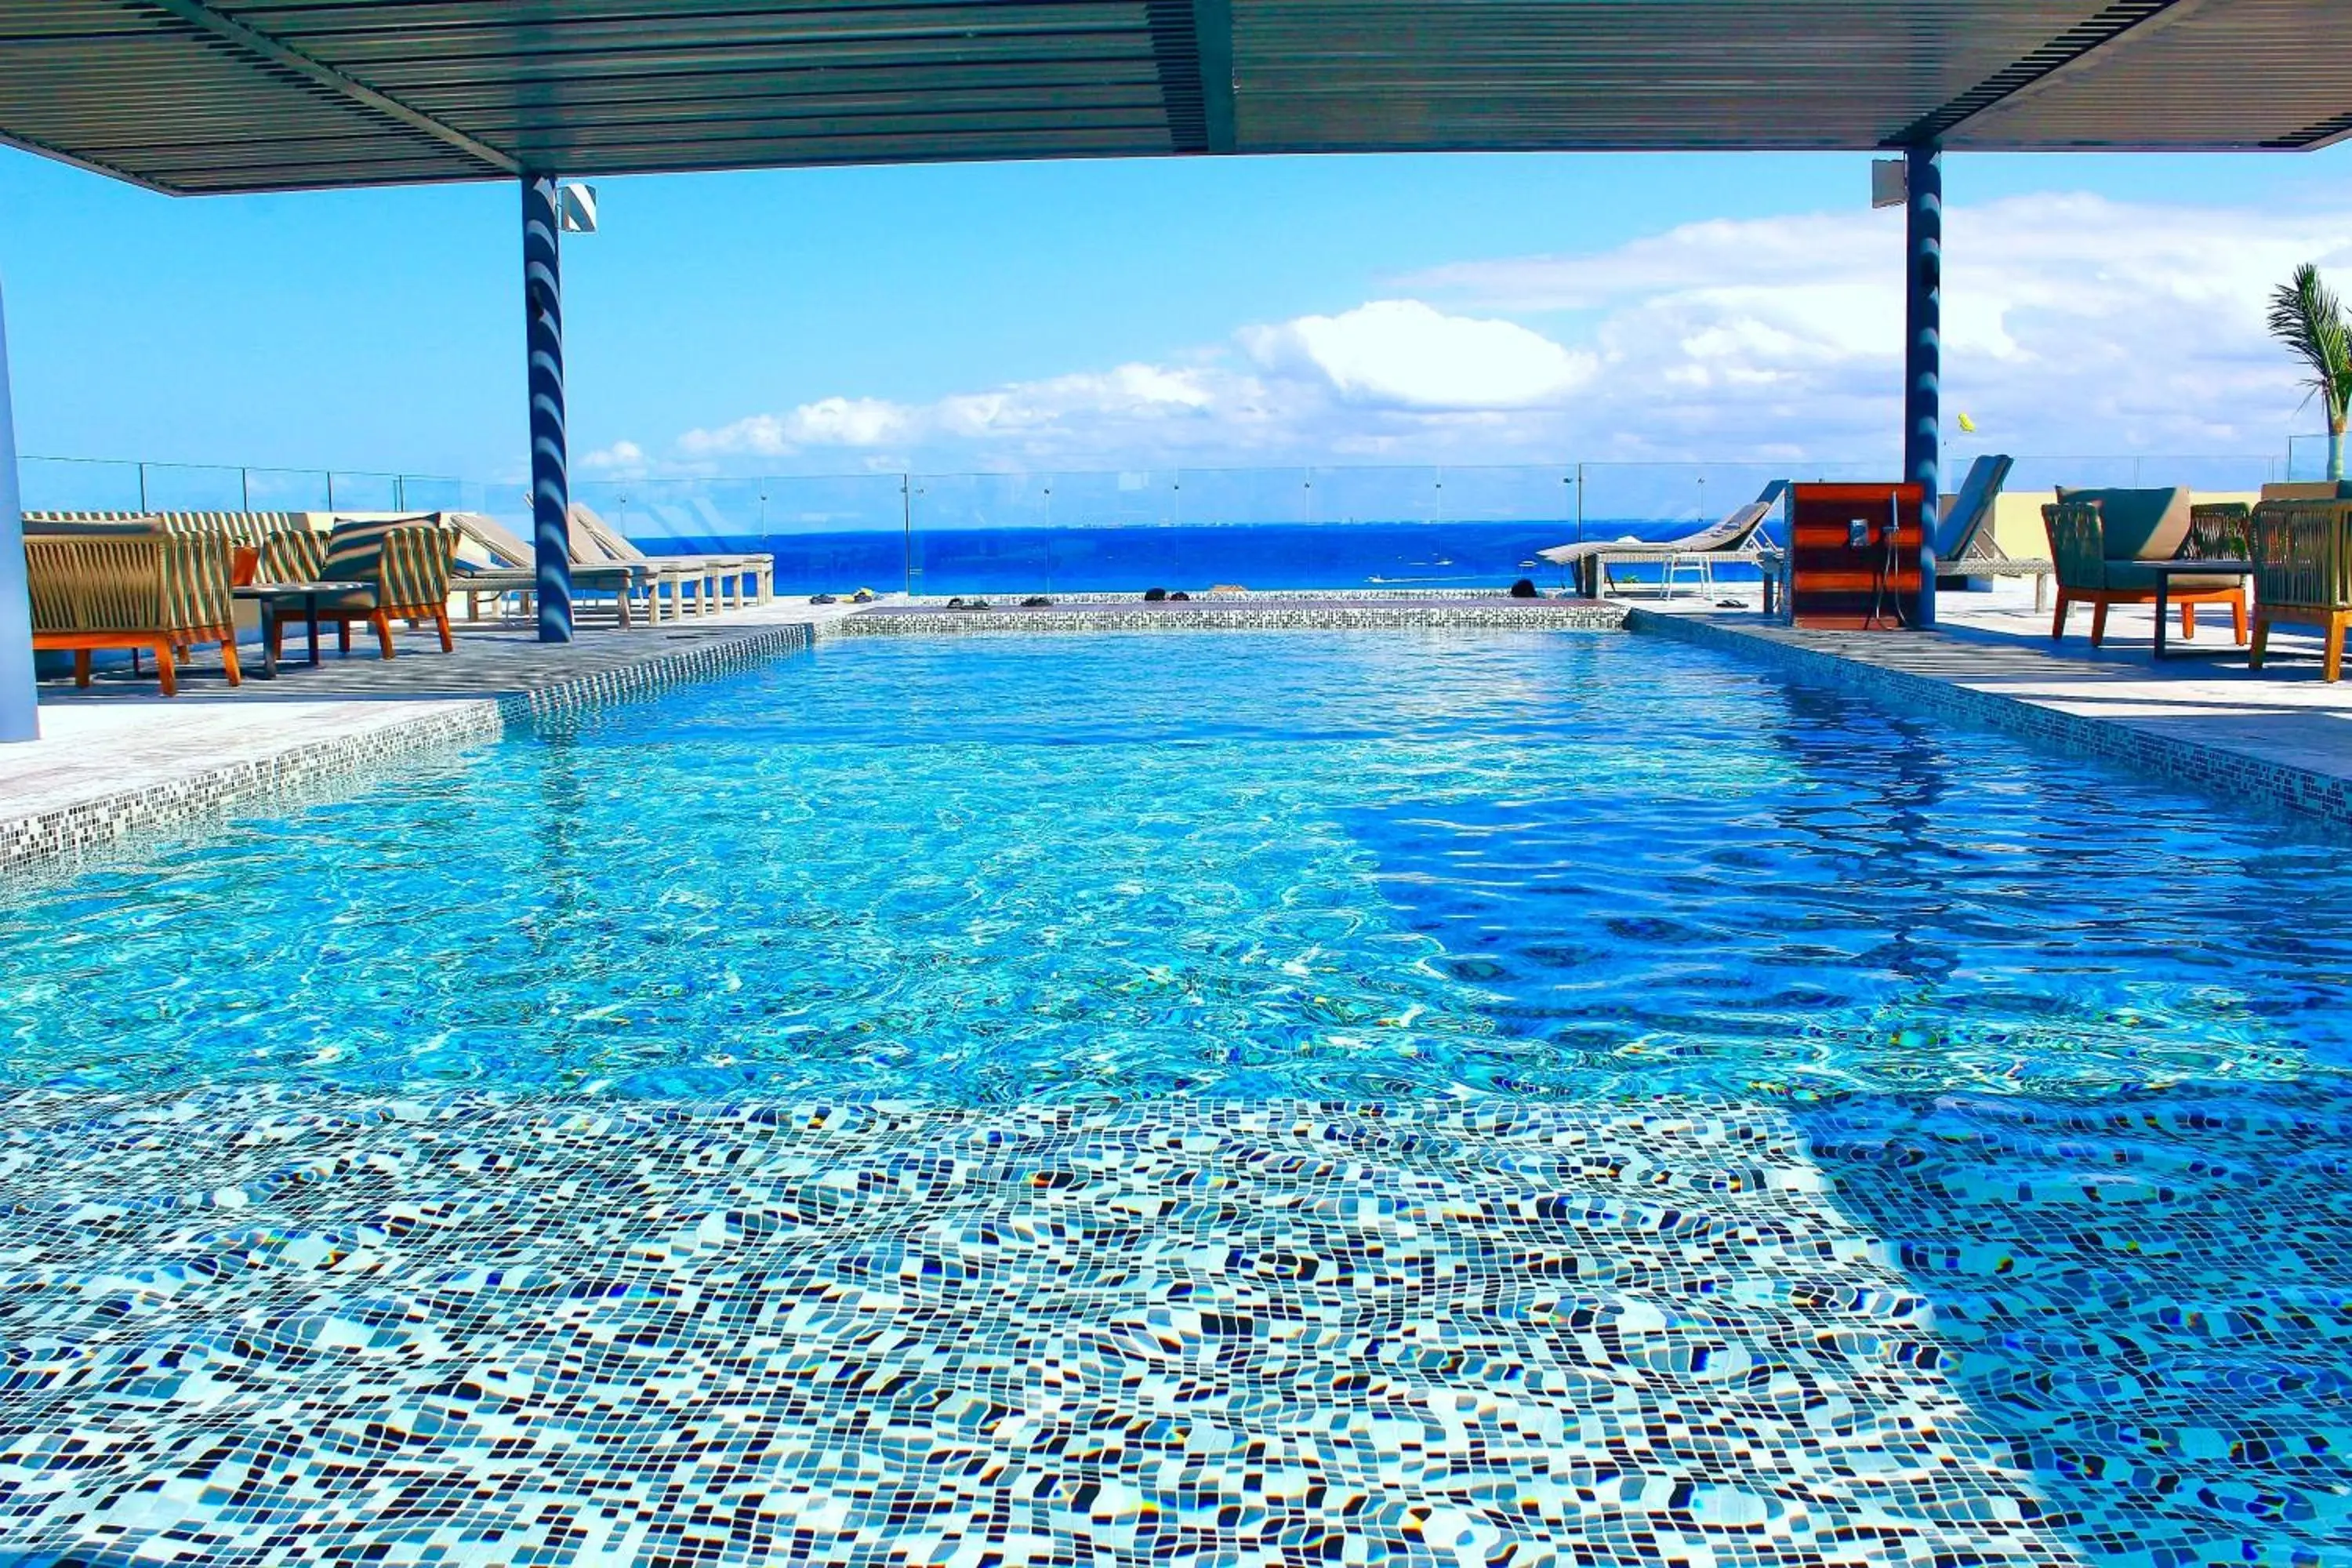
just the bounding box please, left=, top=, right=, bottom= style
left=233, top=580, right=368, bottom=679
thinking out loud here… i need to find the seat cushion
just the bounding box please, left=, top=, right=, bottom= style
left=321, top=514, right=440, bottom=585
left=2102, top=562, right=2244, bottom=593
left=2056, top=486, right=2190, bottom=561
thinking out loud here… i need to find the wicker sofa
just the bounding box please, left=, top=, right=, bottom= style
left=24, top=531, right=241, bottom=696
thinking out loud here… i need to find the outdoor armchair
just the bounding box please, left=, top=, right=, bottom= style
left=2042, top=493, right=2248, bottom=648
left=263, top=516, right=458, bottom=661
left=2248, top=499, right=2352, bottom=682
left=24, top=532, right=241, bottom=696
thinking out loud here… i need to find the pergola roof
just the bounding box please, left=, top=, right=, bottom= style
left=2, top=0, right=2347, bottom=196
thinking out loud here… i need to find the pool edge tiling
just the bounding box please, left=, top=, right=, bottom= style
left=843, top=597, right=1630, bottom=637
left=0, top=622, right=815, bottom=877
left=0, top=1085, right=2091, bottom=1568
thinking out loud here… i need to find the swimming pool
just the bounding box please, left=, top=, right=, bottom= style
left=6, top=631, right=2347, bottom=1103
left=1, top=630, right=2347, bottom=1568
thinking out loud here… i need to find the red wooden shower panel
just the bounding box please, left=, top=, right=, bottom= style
left=1780, top=482, right=1925, bottom=630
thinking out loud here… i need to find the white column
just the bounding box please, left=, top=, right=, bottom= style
left=0, top=278, right=36, bottom=742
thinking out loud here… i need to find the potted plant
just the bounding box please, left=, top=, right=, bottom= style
left=2267, top=263, right=2352, bottom=481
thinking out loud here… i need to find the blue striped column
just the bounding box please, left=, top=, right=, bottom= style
left=522, top=174, right=574, bottom=643
left=0, top=278, right=35, bottom=742
left=1905, top=144, right=1942, bottom=629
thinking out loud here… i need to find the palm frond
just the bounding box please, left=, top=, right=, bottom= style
left=2268, top=263, right=2352, bottom=424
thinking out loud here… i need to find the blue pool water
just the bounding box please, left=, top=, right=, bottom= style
left=2, top=630, right=2350, bottom=1568
left=5, top=630, right=2350, bottom=1104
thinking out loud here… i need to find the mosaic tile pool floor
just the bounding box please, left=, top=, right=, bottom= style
left=2, top=1087, right=2345, bottom=1568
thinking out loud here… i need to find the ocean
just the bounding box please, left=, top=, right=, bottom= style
left=637, top=518, right=1755, bottom=597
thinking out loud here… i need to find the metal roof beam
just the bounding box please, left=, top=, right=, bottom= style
left=1192, top=0, right=1235, bottom=152
left=135, top=0, right=521, bottom=176
left=0, top=125, right=176, bottom=194
left=1884, top=0, right=2211, bottom=147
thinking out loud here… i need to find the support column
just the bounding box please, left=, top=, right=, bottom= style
left=1905, top=143, right=1942, bottom=628
left=522, top=174, right=573, bottom=643
left=0, top=278, right=36, bottom=742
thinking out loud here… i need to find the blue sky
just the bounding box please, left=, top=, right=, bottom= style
left=2, top=142, right=2347, bottom=482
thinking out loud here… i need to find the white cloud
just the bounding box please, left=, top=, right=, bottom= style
left=1240, top=299, right=1598, bottom=408
left=680, top=396, right=913, bottom=456
left=579, top=438, right=649, bottom=477
left=620, top=193, right=2352, bottom=474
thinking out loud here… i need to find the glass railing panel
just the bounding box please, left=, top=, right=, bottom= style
left=2005, top=454, right=2286, bottom=497
left=242, top=469, right=333, bottom=513
left=394, top=476, right=499, bottom=514
left=133, top=462, right=248, bottom=510
left=321, top=472, right=402, bottom=512
left=906, top=472, right=1053, bottom=598
left=583, top=474, right=913, bottom=596
left=16, top=456, right=145, bottom=513
left=2285, top=434, right=2333, bottom=482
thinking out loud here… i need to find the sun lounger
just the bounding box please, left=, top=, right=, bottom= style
left=445, top=511, right=657, bottom=628
left=1928, top=454, right=2054, bottom=608
left=1539, top=482, right=1786, bottom=598
left=25, top=531, right=241, bottom=695
left=568, top=503, right=774, bottom=615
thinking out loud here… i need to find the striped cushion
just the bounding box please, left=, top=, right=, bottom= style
left=377, top=524, right=456, bottom=611
left=260, top=529, right=327, bottom=583
left=159, top=535, right=234, bottom=634
left=24, top=511, right=314, bottom=549
left=320, top=514, right=437, bottom=586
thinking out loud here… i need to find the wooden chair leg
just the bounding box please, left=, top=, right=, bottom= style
left=220, top=637, right=241, bottom=687
left=2051, top=595, right=2070, bottom=640
left=2090, top=601, right=2109, bottom=647
left=2328, top=613, right=2347, bottom=684
left=2250, top=615, right=2271, bottom=669
left=154, top=641, right=177, bottom=698
left=338, top=620, right=353, bottom=655
left=2231, top=594, right=2248, bottom=645
left=434, top=609, right=453, bottom=652
left=73, top=649, right=93, bottom=688
left=372, top=611, right=396, bottom=659
left=2180, top=603, right=2197, bottom=641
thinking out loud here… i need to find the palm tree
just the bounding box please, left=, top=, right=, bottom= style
left=2267, top=263, right=2352, bottom=481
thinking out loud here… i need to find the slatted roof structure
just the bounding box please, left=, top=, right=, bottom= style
left=2, top=0, right=2347, bottom=197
